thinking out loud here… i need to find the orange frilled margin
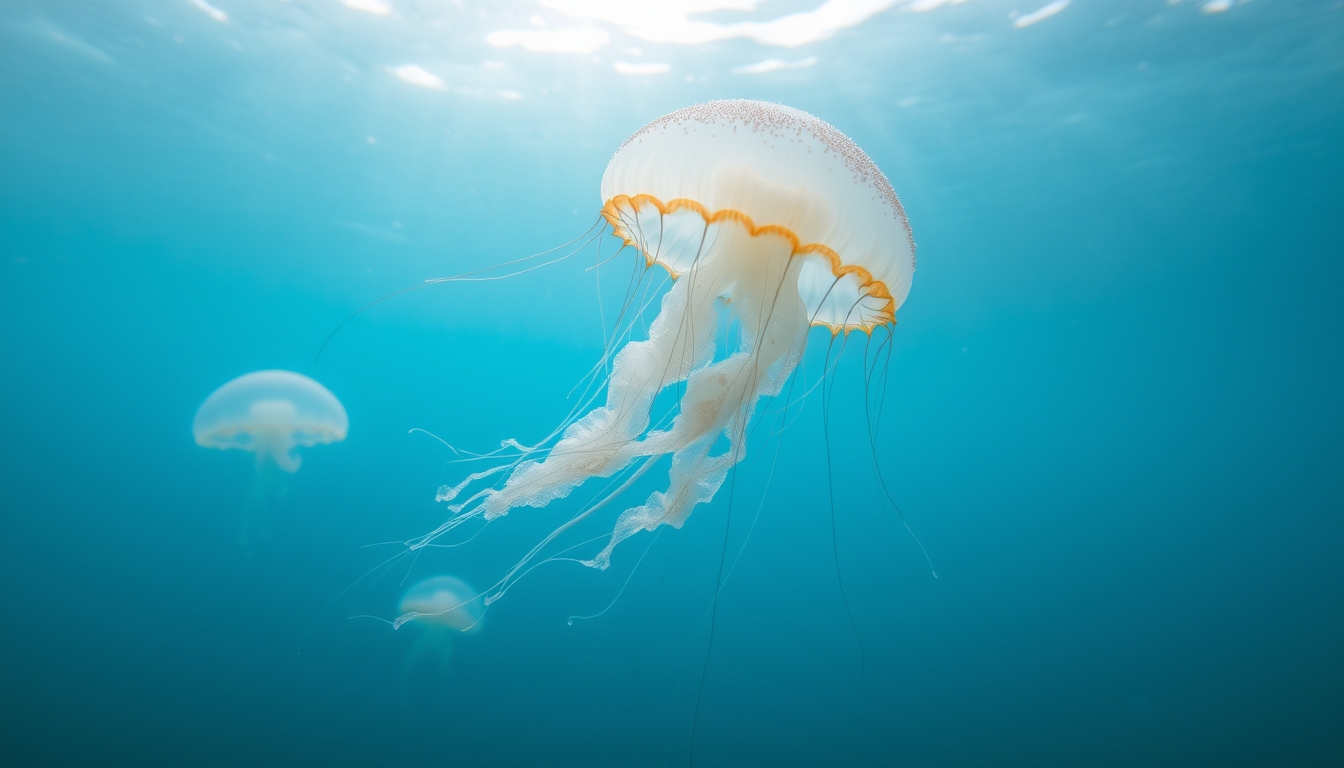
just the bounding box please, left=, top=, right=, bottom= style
left=600, top=193, right=896, bottom=334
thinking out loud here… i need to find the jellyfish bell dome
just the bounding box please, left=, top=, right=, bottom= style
left=601, top=99, right=914, bottom=332
left=193, top=370, right=347, bottom=473
left=397, top=576, right=484, bottom=632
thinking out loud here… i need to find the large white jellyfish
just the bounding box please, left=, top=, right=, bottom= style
left=193, top=370, right=348, bottom=472
left=420, top=100, right=914, bottom=601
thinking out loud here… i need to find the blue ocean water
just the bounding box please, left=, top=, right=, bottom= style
left=1, top=1, right=1340, bottom=766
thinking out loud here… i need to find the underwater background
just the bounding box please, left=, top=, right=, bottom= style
left=1, top=1, right=1340, bottom=766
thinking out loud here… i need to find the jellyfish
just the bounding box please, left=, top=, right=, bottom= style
left=193, top=370, right=348, bottom=472
left=397, top=575, right=486, bottom=632
left=416, top=100, right=914, bottom=603
left=395, top=576, right=484, bottom=693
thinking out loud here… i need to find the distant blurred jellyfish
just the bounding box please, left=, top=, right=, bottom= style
left=413, top=100, right=915, bottom=604
left=194, top=370, right=348, bottom=472
left=396, top=576, right=483, bottom=691
left=397, top=575, right=485, bottom=631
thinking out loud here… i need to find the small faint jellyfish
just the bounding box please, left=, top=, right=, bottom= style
left=193, top=370, right=348, bottom=472
left=395, top=576, right=484, bottom=695
left=396, top=575, right=485, bottom=631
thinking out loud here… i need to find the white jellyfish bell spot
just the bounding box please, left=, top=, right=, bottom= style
left=412, top=99, right=915, bottom=606
left=193, top=370, right=348, bottom=473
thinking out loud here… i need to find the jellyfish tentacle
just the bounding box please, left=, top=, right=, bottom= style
left=405, top=503, right=487, bottom=550
left=466, top=214, right=811, bottom=578
left=568, top=526, right=664, bottom=625
left=860, top=321, right=939, bottom=579
left=487, top=457, right=658, bottom=603
left=455, top=253, right=667, bottom=485
left=639, top=298, right=806, bottom=700
left=821, top=326, right=865, bottom=640
left=479, top=530, right=612, bottom=608
left=435, top=464, right=510, bottom=504
left=476, top=245, right=721, bottom=521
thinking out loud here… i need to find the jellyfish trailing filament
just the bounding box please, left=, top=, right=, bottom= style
left=416, top=100, right=914, bottom=605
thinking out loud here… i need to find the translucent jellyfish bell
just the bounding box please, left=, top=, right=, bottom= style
left=396, top=576, right=484, bottom=632
left=193, top=370, right=348, bottom=473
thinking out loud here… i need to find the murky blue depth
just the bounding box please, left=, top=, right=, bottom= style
left=1, top=2, right=1340, bottom=766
